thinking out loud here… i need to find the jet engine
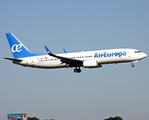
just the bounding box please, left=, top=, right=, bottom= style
left=83, top=60, right=102, bottom=68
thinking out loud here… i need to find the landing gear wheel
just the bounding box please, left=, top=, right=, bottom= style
left=131, top=64, right=134, bottom=68
left=77, top=69, right=81, bottom=73
left=74, top=67, right=81, bottom=73
left=74, top=69, right=78, bottom=73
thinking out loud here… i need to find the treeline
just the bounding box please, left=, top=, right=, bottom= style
left=104, top=116, right=123, bottom=120
left=28, top=117, right=39, bottom=120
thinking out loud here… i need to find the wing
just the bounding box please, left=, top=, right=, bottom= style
left=44, top=46, right=83, bottom=67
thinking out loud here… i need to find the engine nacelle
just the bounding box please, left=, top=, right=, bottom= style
left=83, top=60, right=102, bottom=68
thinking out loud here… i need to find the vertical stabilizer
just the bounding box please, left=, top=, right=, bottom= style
left=6, top=33, right=41, bottom=59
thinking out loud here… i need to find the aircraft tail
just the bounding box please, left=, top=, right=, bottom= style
left=6, top=33, right=41, bottom=59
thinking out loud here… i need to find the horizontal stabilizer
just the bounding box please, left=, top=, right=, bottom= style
left=4, top=57, right=22, bottom=62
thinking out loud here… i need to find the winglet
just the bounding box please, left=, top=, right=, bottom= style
left=44, top=46, right=53, bottom=55
left=63, top=48, right=67, bottom=53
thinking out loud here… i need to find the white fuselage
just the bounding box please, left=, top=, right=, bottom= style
left=16, top=48, right=147, bottom=69
left=5, top=33, right=147, bottom=73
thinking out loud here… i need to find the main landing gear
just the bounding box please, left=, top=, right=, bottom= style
left=74, top=67, right=81, bottom=73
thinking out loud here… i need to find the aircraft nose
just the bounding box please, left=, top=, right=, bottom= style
left=142, top=53, right=147, bottom=58
left=144, top=53, right=147, bottom=57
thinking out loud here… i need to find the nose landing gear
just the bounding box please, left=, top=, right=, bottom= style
left=131, top=63, right=134, bottom=68
left=74, top=67, right=81, bottom=73
left=131, top=60, right=138, bottom=68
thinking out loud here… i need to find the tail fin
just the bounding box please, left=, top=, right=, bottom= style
left=6, top=33, right=41, bottom=59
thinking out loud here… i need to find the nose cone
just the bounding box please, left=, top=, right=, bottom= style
left=142, top=53, right=147, bottom=58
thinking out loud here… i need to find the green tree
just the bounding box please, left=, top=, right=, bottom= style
left=28, top=117, right=39, bottom=120
left=115, top=116, right=123, bottom=120
left=104, top=116, right=123, bottom=120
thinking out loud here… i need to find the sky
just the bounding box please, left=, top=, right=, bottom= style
left=0, top=0, right=149, bottom=120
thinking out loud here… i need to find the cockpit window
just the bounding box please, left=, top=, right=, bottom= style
left=135, top=51, right=141, bottom=53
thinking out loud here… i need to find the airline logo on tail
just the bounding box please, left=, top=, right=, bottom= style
left=5, top=33, right=42, bottom=59
left=12, top=44, right=22, bottom=53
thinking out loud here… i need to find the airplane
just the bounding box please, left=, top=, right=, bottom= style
left=4, top=33, right=147, bottom=73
